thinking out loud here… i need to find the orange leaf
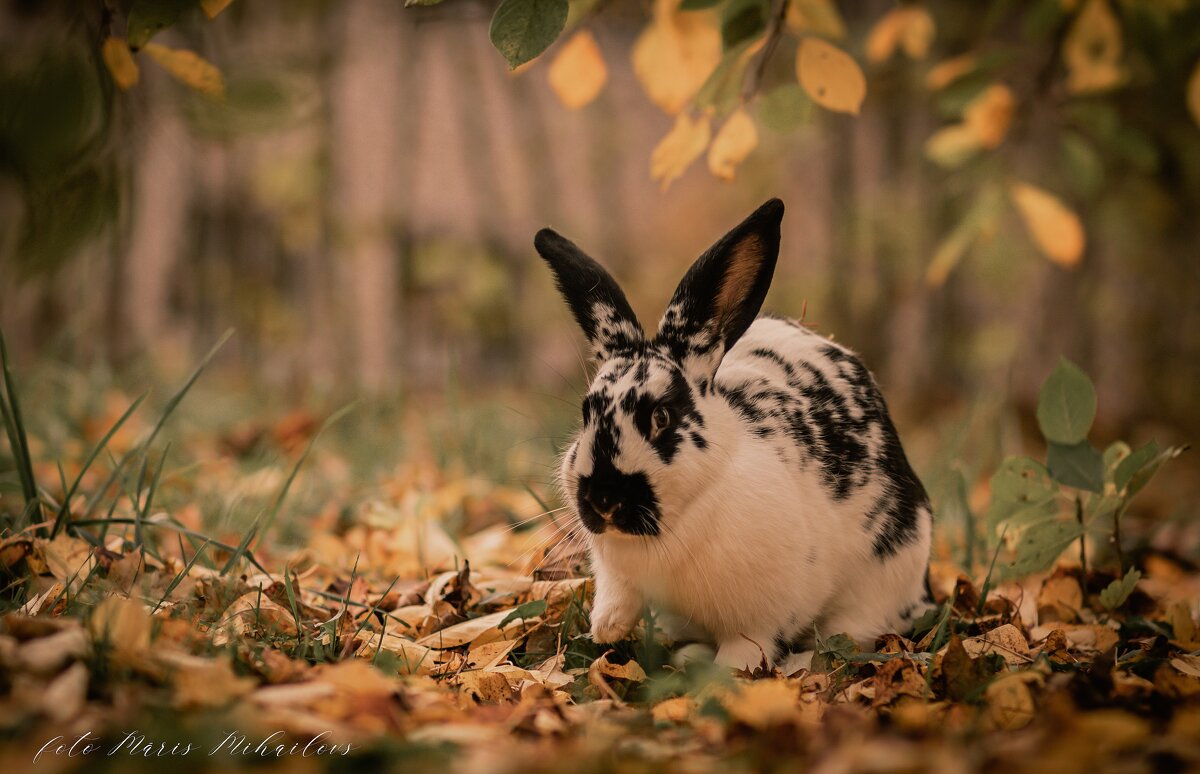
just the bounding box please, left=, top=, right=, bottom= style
left=101, top=38, right=140, bottom=91
left=796, top=37, right=866, bottom=115
left=143, top=43, right=225, bottom=98
left=548, top=31, right=607, bottom=110
left=1010, top=182, right=1086, bottom=267
left=650, top=112, right=712, bottom=190
left=632, top=0, right=722, bottom=115
left=707, top=109, right=758, bottom=181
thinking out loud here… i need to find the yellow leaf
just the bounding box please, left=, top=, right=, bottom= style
left=721, top=680, right=801, bottom=730
left=102, top=38, right=140, bottom=91
left=650, top=112, right=712, bottom=190
left=200, top=0, right=234, bottom=18
left=632, top=0, right=722, bottom=115
left=142, top=43, right=225, bottom=98
left=924, top=123, right=982, bottom=168
left=1187, top=59, right=1200, bottom=128
left=866, top=8, right=935, bottom=64
left=707, top=109, right=758, bottom=181
left=1063, top=0, right=1127, bottom=94
left=963, top=83, right=1015, bottom=148
left=796, top=37, right=866, bottom=115
left=548, top=30, right=608, bottom=110
left=89, top=597, right=151, bottom=665
left=1010, top=182, right=1086, bottom=267
left=926, top=53, right=976, bottom=91
left=785, top=0, right=847, bottom=40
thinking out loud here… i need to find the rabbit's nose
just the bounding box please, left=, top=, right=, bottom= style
left=584, top=491, right=619, bottom=521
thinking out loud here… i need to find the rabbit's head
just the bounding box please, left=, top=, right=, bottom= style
left=536, top=199, right=784, bottom=537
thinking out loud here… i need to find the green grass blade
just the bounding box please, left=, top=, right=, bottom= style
left=219, top=517, right=260, bottom=576
left=153, top=539, right=211, bottom=613
left=0, top=329, right=39, bottom=517
left=51, top=392, right=148, bottom=538
left=69, top=518, right=271, bottom=575
left=255, top=401, right=357, bottom=551
left=141, top=329, right=234, bottom=453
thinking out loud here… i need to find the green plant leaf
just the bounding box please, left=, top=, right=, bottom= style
left=489, top=0, right=569, bottom=69
left=1036, top=358, right=1096, bottom=445
left=1047, top=440, right=1105, bottom=493
left=720, top=0, right=769, bottom=50
left=998, top=518, right=1085, bottom=580
left=127, top=0, right=195, bottom=49
left=986, top=456, right=1061, bottom=533
left=756, top=83, right=813, bottom=132
left=499, top=598, right=547, bottom=629
left=1098, top=569, right=1142, bottom=611
left=695, top=39, right=758, bottom=116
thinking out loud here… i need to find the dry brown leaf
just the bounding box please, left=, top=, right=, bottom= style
left=416, top=606, right=541, bottom=649
left=796, top=37, right=867, bottom=115
left=650, top=112, right=712, bottom=190
left=1063, top=0, right=1128, bottom=93
left=1167, top=601, right=1200, bottom=649
left=1038, top=575, right=1084, bottom=624
left=963, top=83, right=1015, bottom=149
left=41, top=662, right=89, bottom=722
left=986, top=671, right=1039, bottom=730
left=38, top=536, right=96, bottom=591
left=548, top=31, right=607, bottom=110
left=721, top=680, right=801, bottom=730
left=143, top=43, right=225, bottom=98
left=356, top=631, right=436, bottom=674
left=102, top=38, right=140, bottom=91
left=707, top=109, right=758, bottom=181
left=16, top=627, right=89, bottom=675
left=157, top=651, right=256, bottom=708
left=201, top=0, right=235, bottom=19
left=632, top=0, right=722, bottom=115
left=785, top=0, right=847, bottom=40
left=1171, top=655, right=1200, bottom=679
left=1010, top=182, right=1086, bottom=267
left=651, top=696, right=696, bottom=724
left=212, top=592, right=298, bottom=646
left=88, top=596, right=151, bottom=665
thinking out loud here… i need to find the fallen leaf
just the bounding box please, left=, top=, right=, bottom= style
left=16, top=627, right=89, bottom=675
left=548, top=30, right=607, bottom=110
left=89, top=596, right=151, bottom=665
left=142, top=43, right=226, bottom=98
left=41, top=662, right=89, bottom=722
left=416, top=606, right=541, bottom=649
left=102, top=38, right=140, bottom=91
left=651, top=696, right=695, bottom=724
left=1038, top=575, right=1083, bottom=623
left=986, top=671, right=1039, bottom=730
left=1009, top=182, right=1086, bottom=267
left=157, top=651, right=256, bottom=708
left=796, top=37, right=867, bottom=115
left=650, top=112, right=712, bottom=190
left=707, top=109, right=758, bottom=181
left=721, top=680, right=801, bottom=730
left=457, top=670, right=515, bottom=703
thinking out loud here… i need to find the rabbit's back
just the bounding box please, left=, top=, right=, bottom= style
left=713, top=315, right=930, bottom=559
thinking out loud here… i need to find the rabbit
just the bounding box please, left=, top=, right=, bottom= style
left=534, top=198, right=934, bottom=673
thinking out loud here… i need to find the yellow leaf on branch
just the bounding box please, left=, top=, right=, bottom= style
left=1063, top=0, right=1128, bottom=94
left=200, top=0, right=235, bottom=19
left=963, top=83, right=1015, bottom=148
left=796, top=37, right=866, bottom=115
left=650, top=112, right=712, bottom=190
left=926, top=54, right=976, bottom=91
left=865, top=7, right=935, bottom=64
left=785, top=0, right=847, bottom=41
left=548, top=30, right=607, bottom=110
left=1010, top=182, right=1086, bottom=267
left=1187, top=59, right=1200, bottom=128
left=707, top=109, right=758, bottom=181
left=101, top=38, right=140, bottom=91
left=632, top=0, right=722, bottom=115
left=143, top=43, right=225, bottom=98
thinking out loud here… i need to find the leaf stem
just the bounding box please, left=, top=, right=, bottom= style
left=1075, top=495, right=1088, bottom=583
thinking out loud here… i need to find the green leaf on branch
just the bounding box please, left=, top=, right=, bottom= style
left=1036, top=358, right=1096, bottom=445
left=127, top=0, right=195, bottom=49
left=1047, top=440, right=1105, bottom=493
left=998, top=518, right=1085, bottom=580
left=986, top=456, right=1060, bottom=533
left=1099, top=569, right=1142, bottom=611
left=756, top=83, right=813, bottom=132
left=720, top=0, right=769, bottom=50
left=489, top=0, right=569, bottom=69
left=695, top=39, right=758, bottom=117
left=1113, top=441, right=1184, bottom=498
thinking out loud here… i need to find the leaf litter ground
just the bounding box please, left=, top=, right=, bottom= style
left=1, top=382, right=1199, bottom=774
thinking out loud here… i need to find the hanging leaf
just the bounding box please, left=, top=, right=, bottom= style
left=101, top=38, right=140, bottom=91
left=489, top=0, right=569, bottom=69
left=1036, top=358, right=1097, bottom=445
left=926, top=54, right=977, bottom=91
left=632, top=0, right=723, bottom=115
left=757, top=83, right=813, bottom=132
left=1063, top=0, right=1128, bottom=94
left=1009, top=182, right=1086, bottom=267
left=142, top=43, right=225, bottom=98
left=548, top=30, right=608, bottom=110
left=796, top=37, right=866, bottom=115
left=785, top=0, right=847, bottom=40
left=200, top=0, right=235, bottom=18
left=707, top=109, right=758, bottom=180
left=650, top=112, right=712, bottom=190
left=1047, top=441, right=1105, bottom=493
left=963, top=83, right=1015, bottom=148
left=865, top=7, right=935, bottom=64
left=127, top=0, right=195, bottom=48
left=694, top=38, right=763, bottom=117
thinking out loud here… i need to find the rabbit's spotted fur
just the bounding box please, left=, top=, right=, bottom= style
left=535, top=199, right=933, bottom=672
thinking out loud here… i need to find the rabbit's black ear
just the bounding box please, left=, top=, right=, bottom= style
left=654, top=198, right=783, bottom=380
left=535, top=229, right=645, bottom=360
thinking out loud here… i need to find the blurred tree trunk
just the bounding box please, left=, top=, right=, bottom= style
left=330, top=0, right=406, bottom=392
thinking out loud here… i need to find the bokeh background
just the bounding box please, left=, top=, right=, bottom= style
left=2, top=0, right=1198, bottom=559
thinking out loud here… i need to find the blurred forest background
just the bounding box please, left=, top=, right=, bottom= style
left=1, top=0, right=1198, bottom=549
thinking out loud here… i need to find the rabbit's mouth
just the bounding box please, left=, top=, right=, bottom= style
left=576, top=466, right=660, bottom=537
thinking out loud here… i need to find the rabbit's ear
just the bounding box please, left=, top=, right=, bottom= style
left=536, top=228, right=645, bottom=359
left=654, top=198, right=783, bottom=381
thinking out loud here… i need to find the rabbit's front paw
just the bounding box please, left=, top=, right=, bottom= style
left=590, top=602, right=641, bottom=644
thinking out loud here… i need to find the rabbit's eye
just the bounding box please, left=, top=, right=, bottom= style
left=651, top=405, right=672, bottom=436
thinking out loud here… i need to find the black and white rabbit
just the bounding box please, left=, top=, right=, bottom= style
left=534, top=199, right=934, bottom=672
